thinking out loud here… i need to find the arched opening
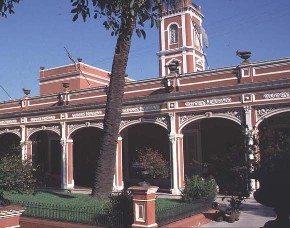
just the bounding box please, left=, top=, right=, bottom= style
left=0, top=133, right=21, bottom=156
left=71, top=127, right=102, bottom=188
left=182, top=118, right=244, bottom=193
left=259, top=111, right=290, bottom=138
left=122, top=123, right=170, bottom=190
left=258, top=111, right=290, bottom=159
left=169, top=24, right=178, bottom=44
left=30, top=131, right=61, bottom=188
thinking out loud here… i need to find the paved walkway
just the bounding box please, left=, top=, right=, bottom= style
left=201, top=197, right=276, bottom=227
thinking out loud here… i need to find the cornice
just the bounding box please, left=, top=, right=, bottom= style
left=1, top=78, right=290, bottom=120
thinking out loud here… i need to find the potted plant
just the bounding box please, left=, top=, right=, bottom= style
left=219, top=196, right=245, bottom=223
left=134, top=147, right=169, bottom=186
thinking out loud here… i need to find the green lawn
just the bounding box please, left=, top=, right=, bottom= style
left=4, top=191, right=106, bottom=208
left=4, top=191, right=210, bottom=226
left=4, top=191, right=183, bottom=210
left=156, top=198, right=186, bottom=210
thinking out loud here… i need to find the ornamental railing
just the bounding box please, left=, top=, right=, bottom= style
left=156, top=199, right=212, bottom=227
left=10, top=200, right=123, bottom=227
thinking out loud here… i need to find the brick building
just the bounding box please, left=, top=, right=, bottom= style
left=0, top=1, right=290, bottom=194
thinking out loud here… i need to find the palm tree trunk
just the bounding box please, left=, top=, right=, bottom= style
left=92, top=21, right=134, bottom=198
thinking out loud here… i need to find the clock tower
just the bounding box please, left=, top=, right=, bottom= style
left=158, top=0, right=206, bottom=77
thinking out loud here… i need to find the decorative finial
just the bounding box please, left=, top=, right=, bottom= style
left=236, top=50, right=251, bottom=64
left=62, top=82, right=70, bottom=92
left=166, top=60, right=179, bottom=75
left=22, top=88, right=31, bottom=96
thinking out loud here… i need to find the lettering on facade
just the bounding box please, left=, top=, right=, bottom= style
left=185, top=97, right=231, bottom=107
left=122, top=105, right=160, bottom=113
left=30, top=116, right=56, bottom=122
left=71, top=111, right=102, bottom=118
left=263, top=92, right=290, bottom=99
left=0, top=119, right=17, bottom=125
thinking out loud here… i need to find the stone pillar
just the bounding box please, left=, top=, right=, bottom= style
left=26, top=140, right=32, bottom=161
left=60, top=139, right=67, bottom=189
left=169, top=113, right=180, bottom=195
left=243, top=106, right=257, bottom=192
left=0, top=205, right=24, bottom=228
left=20, top=125, right=26, bottom=161
left=60, top=122, right=68, bottom=189
left=129, top=186, right=159, bottom=228
left=176, top=134, right=184, bottom=189
left=113, top=136, right=124, bottom=192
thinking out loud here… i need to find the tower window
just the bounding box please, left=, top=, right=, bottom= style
left=169, top=24, right=178, bottom=44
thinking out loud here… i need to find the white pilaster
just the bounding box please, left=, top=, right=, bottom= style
left=60, top=122, right=68, bottom=189
left=160, top=17, right=165, bottom=52
left=113, top=136, right=124, bottom=192
left=20, top=125, right=26, bottom=160
left=169, top=113, right=180, bottom=195
left=243, top=106, right=257, bottom=192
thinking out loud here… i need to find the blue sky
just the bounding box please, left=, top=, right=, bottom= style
left=0, top=0, right=289, bottom=101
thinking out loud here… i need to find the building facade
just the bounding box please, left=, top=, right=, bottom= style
left=1, top=1, right=290, bottom=194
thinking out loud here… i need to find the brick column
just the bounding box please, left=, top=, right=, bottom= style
left=129, top=186, right=159, bottom=228
left=67, top=139, right=74, bottom=188
left=26, top=140, right=32, bottom=161
left=0, top=205, right=24, bottom=228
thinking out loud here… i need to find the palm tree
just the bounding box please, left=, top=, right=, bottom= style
left=1, top=0, right=178, bottom=198
left=71, top=0, right=179, bottom=198
left=0, top=0, right=21, bottom=17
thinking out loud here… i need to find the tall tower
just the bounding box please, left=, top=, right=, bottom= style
left=158, top=0, right=206, bottom=77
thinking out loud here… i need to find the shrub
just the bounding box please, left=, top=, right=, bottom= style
left=182, top=175, right=217, bottom=202
left=136, top=147, right=169, bottom=179
left=103, top=189, right=133, bottom=227
left=0, top=154, right=36, bottom=204
left=254, top=131, right=290, bottom=182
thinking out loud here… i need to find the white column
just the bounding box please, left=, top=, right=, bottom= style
left=20, top=125, right=26, bottom=160
left=243, top=106, right=256, bottom=192
left=169, top=113, right=180, bottom=195
left=113, top=136, right=124, bottom=192
left=161, top=55, right=166, bottom=77
left=181, top=13, right=187, bottom=74
left=161, top=17, right=165, bottom=51
left=60, top=122, right=68, bottom=189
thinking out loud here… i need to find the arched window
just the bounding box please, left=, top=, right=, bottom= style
left=169, top=24, right=178, bottom=44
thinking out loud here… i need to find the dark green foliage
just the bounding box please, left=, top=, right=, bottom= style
left=104, top=190, right=133, bottom=227
left=222, top=195, right=246, bottom=211
left=69, top=0, right=181, bottom=198
left=209, top=128, right=251, bottom=196
left=70, top=1, right=179, bottom=38
left=69, top=0, right=179, bottom=198
left=0, top=0, right=21, bottom=17
left=0, top=154, right=36, bottom=203
left=182, top=175, right=217, bottom=202
left=136, top=147, right=169, bottom=179
left=254, top=129, right=290, bottom=182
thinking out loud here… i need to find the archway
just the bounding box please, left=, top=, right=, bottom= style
left=258, top=111, right=290, bottom=159
left=30, top=130, right=61, bottom=187
left=182, top=118, right=244, bottom=193
left=71, top=127, right=102, bottom=188
left=121, top=123, right=170, bottom=190
left=258, top=111, right=290, bottom=137
left=0, top=133, right=21, bottom=156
